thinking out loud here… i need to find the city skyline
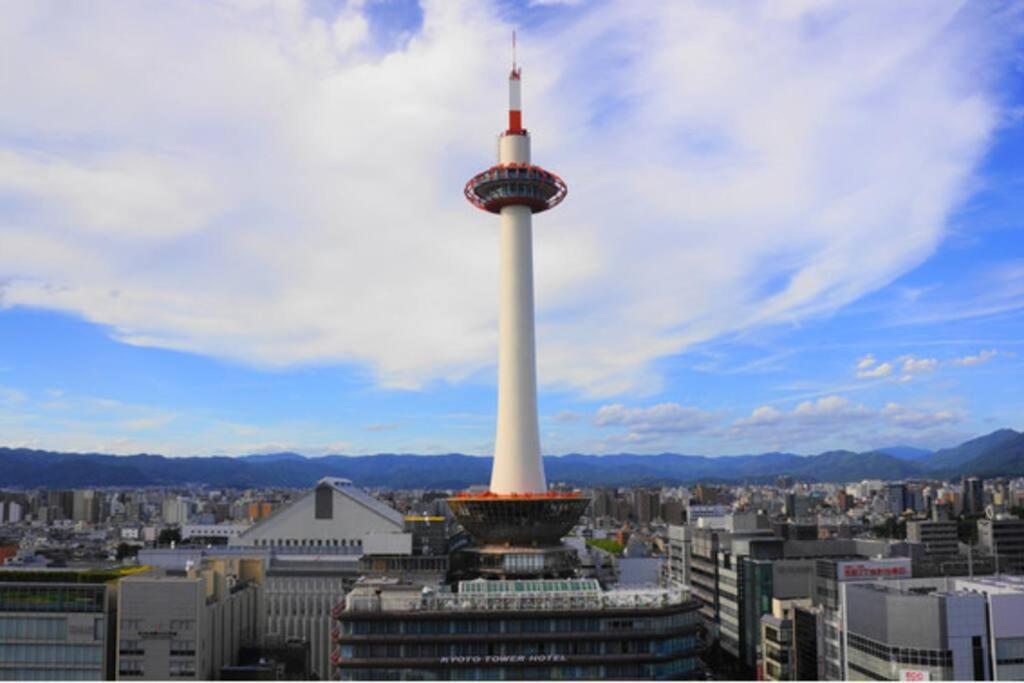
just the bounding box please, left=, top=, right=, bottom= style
left=2, top=1, right=1024, bottom=457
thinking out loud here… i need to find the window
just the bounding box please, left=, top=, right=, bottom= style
left=120, top=659, right=145, bottom=677
left=315, top=484, right=333, bottom=519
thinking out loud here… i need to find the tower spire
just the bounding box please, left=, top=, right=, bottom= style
left=508, top=30, right=523, bottom=134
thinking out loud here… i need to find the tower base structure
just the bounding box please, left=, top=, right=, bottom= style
left=447, top=492, right=590, bottom=580
left=450, top=544, right=581, bottom=581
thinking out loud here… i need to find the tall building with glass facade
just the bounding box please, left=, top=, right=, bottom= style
left=0, top=575, right=116, bottom=681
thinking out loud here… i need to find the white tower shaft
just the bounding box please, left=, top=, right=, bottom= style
left=490, top=126, right=546, bottom=495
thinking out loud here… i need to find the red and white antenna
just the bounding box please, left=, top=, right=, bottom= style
left=508, top=30, right=523, bottom=134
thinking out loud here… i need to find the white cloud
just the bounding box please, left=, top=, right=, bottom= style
left=594, top=402, right=717, bottom=433
left=951, top=349, right=998, bottom=366
left=880, top=402, right=959, bottom=430
left=730, top=395, right=964, bottom=450
left=0, top=1, right=1007, bottom=397
left=856, top=346, right=999, bottom=383
left=900, top=355, right=939, bottom=375
left=857, top=361, right=893, bottom=379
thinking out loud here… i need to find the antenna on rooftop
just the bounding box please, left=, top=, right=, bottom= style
left=512, top=30, right=517, bottom=72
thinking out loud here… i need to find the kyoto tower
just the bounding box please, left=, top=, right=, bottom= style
left=449, top=37, right=587, bottom=578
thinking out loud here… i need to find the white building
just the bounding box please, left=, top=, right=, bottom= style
left=231, top=477, right=404, bottom=551
left=181, top=524, right=250, bottom=544
left=228, top=477, right=406, bottom=677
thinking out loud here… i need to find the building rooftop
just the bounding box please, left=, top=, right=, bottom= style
left=955, top=574, right=1024, bottom=593
left=341, top=577, right=689, bottom=615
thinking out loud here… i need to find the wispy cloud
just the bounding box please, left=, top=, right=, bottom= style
left=950, top=349, right=999, bottom=366
left=364, top=422, right=401, bottom=432
left=0, top=0, right=1009, bottom=398
left=854, top=348, right=1002, bottom=382
left=729, top=395, right=964, bottom=450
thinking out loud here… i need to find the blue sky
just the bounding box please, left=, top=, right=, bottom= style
left=0, top=0, right=1022, bottom=456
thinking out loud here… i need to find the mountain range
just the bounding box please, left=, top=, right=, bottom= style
left=1, top=429, right=1021, bottom=489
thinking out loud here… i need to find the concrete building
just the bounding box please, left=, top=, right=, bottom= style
left=793, top=603, right=825, bottom=680
left=665, top=525, right=689, bottom=588
left=954, top=575, right=1024, bottom=680
left=73, top=489, right=101, bottom=524
left=117, top=559, right=262, bottom=680
left=231, top=477, right=405, bottom=551
left=811, top=557, right=913, bottom=680
left=887, top=483, right=909, bottom=516
left=162, top=496, right=192, bottom=526
left=978, top=517, right=1024, bottom=569
left=332, top=578, right=701, bottom=680
left=263, top=555, right=360, bottom=680
left=963, top=477, right=985, bottom=516
left=907, top=519, right=959, bottom=558
left=760, top=598, right=811, bottom=681
left=0, top=567, right=130, bottom=680
left=181, top=524, right=250, bottom=545
left=844, top=582, right=989, bottom=681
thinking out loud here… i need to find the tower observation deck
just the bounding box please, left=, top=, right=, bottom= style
left=449, top=39, right=587, bottom=578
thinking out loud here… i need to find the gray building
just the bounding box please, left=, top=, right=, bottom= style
left=845, top=582, right=989, bottom=681
left=963, top=477, right=985, bottom=516
left=0, top=574, right=116, bottom=681
left=907, top=519, right=959, bottom=558
left=954, top=575, right=1024, bottom=680
left=887, top=483, right=908, bottom=516
left=978, top=517, right=1024, bottom=564
left=665, top=525, right=690, bottom=588
left=117, top=559, right=261, bottom=680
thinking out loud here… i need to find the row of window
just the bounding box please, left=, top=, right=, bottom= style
left=338, top=660, right=696, bottom=681
left=0, top=668, right=102, bottom=681
left=255, top=538, right=362, bottom=548
left=848, top=632, right=952, bottom=667
left=0, top=643, right=102, bottom=665
left=0, top=616, right=67, bottom=641
left=121, top=618, right=193, bottom=632
left=341, top=612, right=696, bottom=637
left=339, top=635, right=698, bottom=660
left=0, top=586, right=105, bottom=614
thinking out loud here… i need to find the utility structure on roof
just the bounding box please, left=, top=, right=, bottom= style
left=451, top=37, right=586, bottom=580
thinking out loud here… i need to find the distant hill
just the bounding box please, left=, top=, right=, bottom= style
left=921, top=429, right=1020, bottom=471
left=876, top=446, right=933, bottom=462
left=956, top=432, right=1024, bottom=477
left=0, top=428, right=1020, bottom=489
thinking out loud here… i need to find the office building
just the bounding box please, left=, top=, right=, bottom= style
left=906, top=519, right=959, bottom=558
left=954, top=575, right=1024, bottom=680
left=811, top=557, right=913, bottom=680
left=760, top=598, right=810, bottom=681
left=844, top=582, right=989, bottom=681
left=886, top=483, right=908, bottom=516
left=665, top=525, right=689, bottom=588
left=0, top=567, right=128, bottom=680
left=793, top=603, right=824, bottom=680
left=117, top=559, right=262, bottom=680
left=963, top=477, right=985, bottom=516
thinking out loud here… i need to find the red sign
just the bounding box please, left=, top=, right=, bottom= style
left=839, top=561, right=910, bottom=580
